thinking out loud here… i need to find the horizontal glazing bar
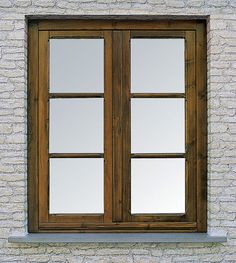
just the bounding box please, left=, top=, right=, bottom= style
left=131, top=153, right=185, bottom=158
left=49, top=93, right=104, bottom=98
left=49, top=153, right=104, bottom=158
left=131, top=93, right=185, bottom=98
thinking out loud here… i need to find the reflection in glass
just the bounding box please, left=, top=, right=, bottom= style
left=131, top=98, right=185, bottom=153
left=131, top=39, right=185, bottom=93
left=49, top=158, right=104, bottom=214
left=131, top=158, right=185, bottom=214
left=49, top=99, right=103, bottom=153
left=50, top=39, right=104, bottom=92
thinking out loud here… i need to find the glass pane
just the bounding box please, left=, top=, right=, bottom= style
left=50, top=39, right=104, bottom=93
left=131, top=98, right=185, bottom=153
left=49, top=158, right=104, bottom=214
left=49, top=99, right=103, bottom=153
left=131, top=39, right=185, bottom=93
left=131, top=158, right=185, bottom=214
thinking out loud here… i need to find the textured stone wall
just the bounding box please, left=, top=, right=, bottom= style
left=0, top=0, right=236, bottom=262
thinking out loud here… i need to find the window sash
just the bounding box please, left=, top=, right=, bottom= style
left=37, top=30, right=113, bottom=226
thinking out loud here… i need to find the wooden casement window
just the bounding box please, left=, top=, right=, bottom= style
left=28, top=19, right=207, bottom=233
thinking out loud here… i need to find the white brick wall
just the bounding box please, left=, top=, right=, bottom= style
left=0, top=1, right=236, bottom=262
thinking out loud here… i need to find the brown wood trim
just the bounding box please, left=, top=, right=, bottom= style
left=36, top=229, right=197, bottom=233
left=185, top=30, right=197, bottom=223
left=103, top=31, right=113, bottom=223
left=128, top=30, right=197, bottom=224
left=131, top=213, right=185, bottom=216
left=131, top=214, right=187, bottom=222
left=39, top=221, right=197, bottom=231
left=49, top=93, right=104, bottom=98
left=112, top=31, right=123, bottom=222
left=38, top=30, right=50, bottom=224
left=49, top=30, right=104, bottom=38
left=196, top=21, right=207, bottom=232
left=49, top=153, right=104, bottom=158
left=131, top=93, right=185, bottom=98
left=131, top=153, right=185, bottom=158
left=38, top=30, right=114, bottom=226
left=37, top=30, right=116, bottom=227
left=38, top=20, right=198, bottom=31
left=28, top=21, right=39, bottom=232
left=28, top=19, right=207, bottom=233
left=122, top=31, right=131, bottom=222
left=131, top=30, right=186, bottom=38
left=49, top=214, right=103, bottom=223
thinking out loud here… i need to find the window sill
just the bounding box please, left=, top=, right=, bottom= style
left=8, top=233, right=227, bottom=243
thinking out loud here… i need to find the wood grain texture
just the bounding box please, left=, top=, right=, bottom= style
left=48, top=215, right=103, bottom=224
left=112, top=31, right=123, bottom=222
left=131, top=153, right=185, bottom=158
left=38, top=30, right=50, bottom=225
left=196, top=21, right=207, bottom=232
left=49, top=93, right=104, bottom=98
left=103, top=31, right=113, bottom=223
left=39, top=221, right=197, bottom=232
left=131, top=93, right=185, bottom=98
left=49, top=153, right=104, bottom=158
left=39, top=20, right=198, bottom=31
left=28, top=21, right=39, bottom=232
left=122, top=31, right=131, bottom=222
left=185, top=30, right=197, bottom=223
left=37, top=30, right=108, bottom=229
left=28, top=19, right=207, bottom=233
left=49, top=30, right=104, bottom=38
left=131, top=30, right=186, bottom=38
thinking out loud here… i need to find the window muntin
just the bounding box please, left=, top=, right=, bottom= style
left=28, top=20, right=207, bottom=232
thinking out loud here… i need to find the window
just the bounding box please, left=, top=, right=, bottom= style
left=28, top=19, right=207, bottom=232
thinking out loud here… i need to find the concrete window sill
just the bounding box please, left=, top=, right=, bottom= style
left=8, top=233, right=227, bottom=243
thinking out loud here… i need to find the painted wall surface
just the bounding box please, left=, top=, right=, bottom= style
left=0, top=0, right=236, bottom=262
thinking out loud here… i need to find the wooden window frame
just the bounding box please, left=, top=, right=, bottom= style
left=28, top=19, right=207, bottom=233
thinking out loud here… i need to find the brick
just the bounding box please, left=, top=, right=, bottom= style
left=187, top=0, right=204, bottom=7
left=0, top=0, right=12, bottom=7
left=34, top=0, right=56, bottom=7
left=14, top=0, right=32, bottom=7
left=96, top=249, right=130, bottom=255
left=0, top=124, right=12, bottom=134
left=0, top=61, right=16, bottom=69
left=166, top=0, right=185, bottom=8
left=208, top=0, right=228, bottom=7
left=0, top=164, right=14, bottom=173
left=133, top=255, right=162, bottom=263
left=0, top=22, right=14, bottom=31
left=132, top=248, right=150, bottom=255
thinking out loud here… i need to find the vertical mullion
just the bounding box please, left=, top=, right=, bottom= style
left=103, top=31, right=113, bottom=223
left=112, top=31, right=123, bottom=222
left=185, top=30, right=197, bottom=222
left=38, top=30, right=49, bottom=225
left=122, top=31, right=131, bottom=222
